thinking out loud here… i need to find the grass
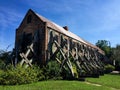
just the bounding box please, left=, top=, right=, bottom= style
left=0, top=81, right=112, bottom=90
left=0, top=74, right=120, bottom=90
left=86, top=74, right=120, bottom=89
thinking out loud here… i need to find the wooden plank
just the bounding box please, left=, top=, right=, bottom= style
left=20, top=53, right=32, bottom=67
left=19, top=43, right=34, bottom=67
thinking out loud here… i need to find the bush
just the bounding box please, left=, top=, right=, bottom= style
left=104, top=64, right=115, bottom=73
left=0, top=65, right=45, bottom=85
left=0, top=59, right=6, bottom=70
left=45, top=60, right=62, bottom=80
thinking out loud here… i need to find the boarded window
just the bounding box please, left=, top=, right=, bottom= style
left=21, top=33, right=32, bottom=52
left=27, top=15, right=32, bottom=23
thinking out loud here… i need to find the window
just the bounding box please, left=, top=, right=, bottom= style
left=27, top=15, right=32, bottom=23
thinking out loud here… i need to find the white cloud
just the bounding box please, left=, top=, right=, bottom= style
left=0, top=7, right=23, bottom=27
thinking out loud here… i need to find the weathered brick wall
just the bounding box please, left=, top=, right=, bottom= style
left=15, top=10, right=46, bottom=65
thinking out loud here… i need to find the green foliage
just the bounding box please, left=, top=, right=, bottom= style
left=0, top=50, right=12, bottom=65
left=61, top=67, right=72, bottom=79
left=0, top=49, right=46, bottom=85
left=0, top=65, right=45, bottom=85
left=44, top=60, right=77, bottom=80
left=0, top=81, right=110, bottom=90
left=0, top=59, right=6, bottom=70
left=111, top=45, right=120, bottom=71
left=96, top=40, right=110, bottom=49
left=96, top=40, right=112, bottom=58
left=72, top=64, right=78, bottom=78
left=1, top=75, right=120, bottom=90
left=45, top=60, right=62, bottom=80
left=104, top=64, right=115, bottom=73
left=87, top=74, right=120, bottom=89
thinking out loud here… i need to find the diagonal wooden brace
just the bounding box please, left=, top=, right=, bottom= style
left=20, top=43, right=33, bottom=67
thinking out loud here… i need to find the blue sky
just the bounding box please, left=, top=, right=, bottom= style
left=0, top=0, right=120, bottom=51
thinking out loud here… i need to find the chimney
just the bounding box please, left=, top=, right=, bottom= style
left=63, top=26, right=69, bottom=31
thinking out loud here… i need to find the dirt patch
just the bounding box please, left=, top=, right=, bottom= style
left=85, top=82, right=102, bottom=86
left=111, top=71, right=120, bottom=75
left=85, top=82, right=120, bottom=90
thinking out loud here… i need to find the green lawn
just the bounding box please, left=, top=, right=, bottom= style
left=0, top=74, right=120, bottom=90
left=86, top=74, right=120, bottom=89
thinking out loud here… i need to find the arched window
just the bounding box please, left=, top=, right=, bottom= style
left=27, top=15, right=32, bottom=23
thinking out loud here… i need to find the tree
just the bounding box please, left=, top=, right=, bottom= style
left=0, top=49, right=12, bottom=69
left=111, top=45, right=120, bottom=71
left=96, top=40, right=112, bottom=58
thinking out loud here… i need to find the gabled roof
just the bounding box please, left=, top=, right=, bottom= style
left=30, top=9, right=104, bottom=54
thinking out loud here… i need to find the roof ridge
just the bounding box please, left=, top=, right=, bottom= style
left=33, top=10, right=103, bottom=53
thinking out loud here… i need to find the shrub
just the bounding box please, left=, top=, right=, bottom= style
left=0, top=59, right=6, bottom=70
left=0, top=65, right=45, bottom=85
left=45, top=60, right=62, bottom=80
left=104, top=64, right=115, bottom=73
